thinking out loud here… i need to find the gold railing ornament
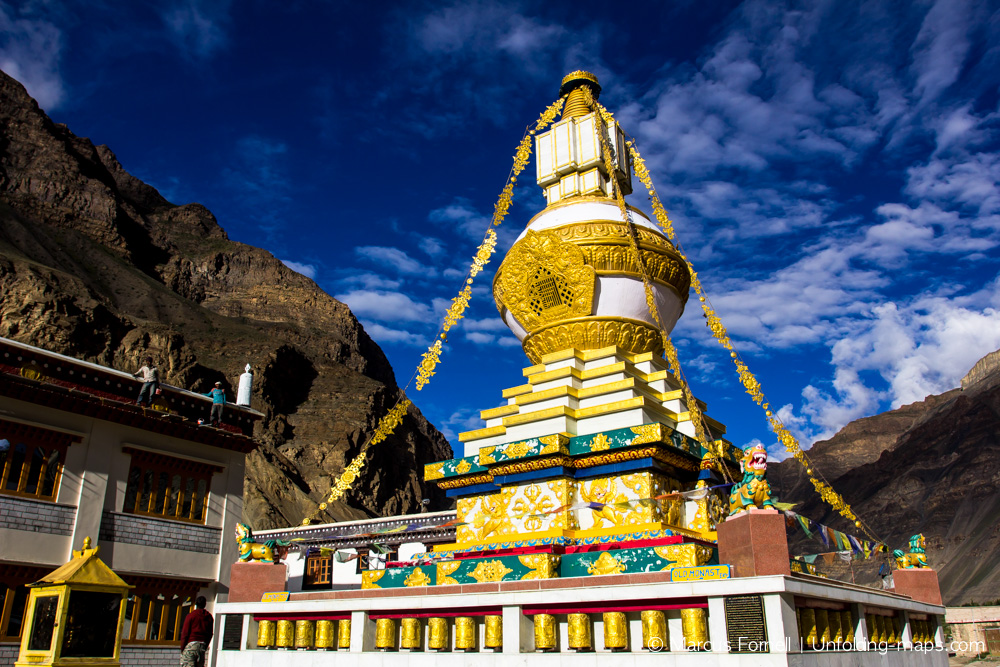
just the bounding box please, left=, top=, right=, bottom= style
left=455, top=617, right=477, bottom=651
left=534, top=614, right=557, bottom=651
left=375, top=618, right=397, bottom=651
left=401, top=618, right=422, bottom=650
left=294, top=620, right=315, bottom=649
left=337, top=619, right=351, bottom=649
left=641, top=610, right=667, bottom=651
left=603, top=612, right=629, bottom=651
left=484, top=615, right=503, bottom=650
left=567, top=613, right=592, bottom=651
left=680, top=608, right=708, bottom=651
left=841, top=611, right=854, bottom=644
left=257, top=619, right=276, bottom=648
left=800, top=608, right=817, bottom=648
left=276, top=620, right=295, bottom=649
left=429, top=617, right=449, bottom=651
left=315, top=620, right=334, bottom=650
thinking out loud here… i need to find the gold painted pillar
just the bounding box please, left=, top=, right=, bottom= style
left=257, top=620, right=276, bottom=648
left=603, top=612, right=628, bottom=651
left=455, top=617, right=477, bottom=651
left=534, top=614, right=556, bottom=651
left=567, top=613, right=592, bottom=651
left=641, top=610, right=667, bottom=651
left=681, top=608, right=708, bottom=650
left=485, top=615, right=503, bottom=650
left=375, top=618, right=397, bottom=650
left=315, top=620, right=334, bottom=649
left=429, top=618, right=449, bottom=651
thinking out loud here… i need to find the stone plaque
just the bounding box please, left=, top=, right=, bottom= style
left=221, top=614, right=244, bottom=651
left=725, top=595, right=768, bottom=653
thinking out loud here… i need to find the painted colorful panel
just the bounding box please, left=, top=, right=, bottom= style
left=560, top=543, right=715, bottom=578
left=477, top=433, right=570, bottom=466
left=423, top=455, right=487, bottom=482
left=361, top=565, right=437, bottom=589
left=436, top=554, right=560, bottom=585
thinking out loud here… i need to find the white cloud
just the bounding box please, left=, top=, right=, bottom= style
left=428, top=198, right=491, bottom=240
left=462, top=317, right=508, bottom=332
left=334, top=290, right=434, bottom=323
left=419, top=237, right=446, bottom=257
left=162, top=0, right=229, bottom=59
left=280, top=260, right=317, bottom=279
left=336, top=272, right=401, bottom=291
left=436, top=407, right=488, bottom=444
left=360, top=321, right=430, bottom=347
left=464, top=332, right=495, bottom=345
left=0, top=4, right=64, bottom=109
left=355, top=246, right=436, bottom=276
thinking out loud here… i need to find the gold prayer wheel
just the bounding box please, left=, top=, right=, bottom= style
left=815, top=609, right=830, bottom=645
left=829, top=609, right=843, bottom=643
left=641, top=610, right=667, bottom=651
left=338, top=619, right=351, bottom=648
left=889, top=616, right=900, bottom=644
left=911, top=619, right=923, bottom=643
left=428, top=617, right=449, bottom=651
left=315, top=620, right=335, bottom=649
left=603, top=612, right=628, bottom=651
left=872, top=614, right=885, bottom=644
left=294, top=620, right=315, bottom=649
left=257, top=619, right=276, bottom=648
left=841, top=611, right=854, bottom=644
left=401, top=617, right=422, bottom=650
left=681, top=608, right=708, bottom=650
left=455, top=616, right=477, bottom=651
left=567, top=613, right=592, bottom=651
left=799, top=608, right=817, bottom=648
left=534, top=614, right=556, bottom=651
left=375, top=618, right=397, bottom=650
left=485, top=615, right=503, bottom=650
left=276, top=620, right=295, bottom=649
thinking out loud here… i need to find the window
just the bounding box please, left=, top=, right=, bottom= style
left=0, top=420, right=79, bottom=501
left=0, top=565, right=50, bottom=642
left=122, top=448, right=222, bottom=524
left=120, top=577, right=202, bottom=645
left=304, top=554, right=332, bottom=588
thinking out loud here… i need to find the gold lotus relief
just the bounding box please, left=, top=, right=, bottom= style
left=468, top=560, right=514, bottom=583
left=521, top=318, right=664, bottom=363
left=587, top=551, right=626, bottom=575
left=580, top=245, right=690, bottom=296
left=504, top=440, right=534, bottom=459
left=455, top=459, right=472, bottom=475
left=541, top=221, right=674, bottom=249
left=653, top=544, right=714, bottom=568
left=494, top=229, right=595, bottom=330
left=404, top=567, right=432, bottom=587
left=518, top=554, right=560, bottom=580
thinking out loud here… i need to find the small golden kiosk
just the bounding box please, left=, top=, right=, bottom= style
left=14, top=537, right=130, bottom=667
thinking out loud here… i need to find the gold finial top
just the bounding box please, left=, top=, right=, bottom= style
left=560, top=71, right=601, bottom=98
left=83, top=536, right=92, bottom=550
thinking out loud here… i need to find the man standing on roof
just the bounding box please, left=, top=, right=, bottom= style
left=179, top=596, right=213, bottom=667
left=133, top=356, right=159, bottom=407
left=203, top=382, right=226, bottom=427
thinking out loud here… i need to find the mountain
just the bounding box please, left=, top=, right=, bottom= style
left=0, top=70, right=452, bottom=529
left=770, top=349, right=1000, bottom=605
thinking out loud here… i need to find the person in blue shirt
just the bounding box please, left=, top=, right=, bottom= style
left=203, top=381, right=226, bottom=427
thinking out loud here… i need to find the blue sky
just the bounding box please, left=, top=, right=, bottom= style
left=3, top=0, right=999, bottom=460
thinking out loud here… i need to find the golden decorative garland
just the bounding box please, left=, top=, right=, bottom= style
left=619, top=121, right=882, bottom=543
left=300, top=97, right=566, bottom=526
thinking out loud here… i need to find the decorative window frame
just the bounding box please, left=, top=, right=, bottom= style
left=119, top=575, right=206, bottom=645
left=121, top=447, right=224, bottom=525
left=0, top=419, right=81, bottom=502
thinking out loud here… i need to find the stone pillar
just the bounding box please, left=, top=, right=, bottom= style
left=717, top=508, right=791, bottom=577
left=892, top=568, right=944, bottom=605
left=228, top=562, right=287, bottom=603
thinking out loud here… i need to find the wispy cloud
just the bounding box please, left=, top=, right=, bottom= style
left=280, top=260, right=317, bottom=279
left=360, top=321, right=430, bottom=347
left=334, top=290, right=434, bottom=323
left=0, top=3, right=64, bottom=109
left=162, top=0, right=230, bottom=60
left=355, top=246, right=437, bottom=277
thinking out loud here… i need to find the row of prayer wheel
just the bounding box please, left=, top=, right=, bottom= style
left=533, top=608, right=707, bottom=651
left=797, top=608, right=855, bottom=647
left=375, top=615, right=502, bottom=651
left=256, top=619, right=350, bottom=649
left=865, top=613, right=902, bottom=645
left=911, top=619, right=936, bottom=644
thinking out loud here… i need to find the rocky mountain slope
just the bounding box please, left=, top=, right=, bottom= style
left=0, top=71, right=452, bottom=529
left=770, top=350, right=1000, bottom=605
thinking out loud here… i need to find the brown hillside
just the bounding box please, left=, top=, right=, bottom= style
left=0, top=70, right=452, bottom=529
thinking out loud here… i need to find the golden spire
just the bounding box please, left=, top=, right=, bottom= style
left=560, top=70, right=601, bottom=119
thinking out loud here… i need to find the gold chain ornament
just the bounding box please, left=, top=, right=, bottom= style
left=300, top=97, right=566, bottom=526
